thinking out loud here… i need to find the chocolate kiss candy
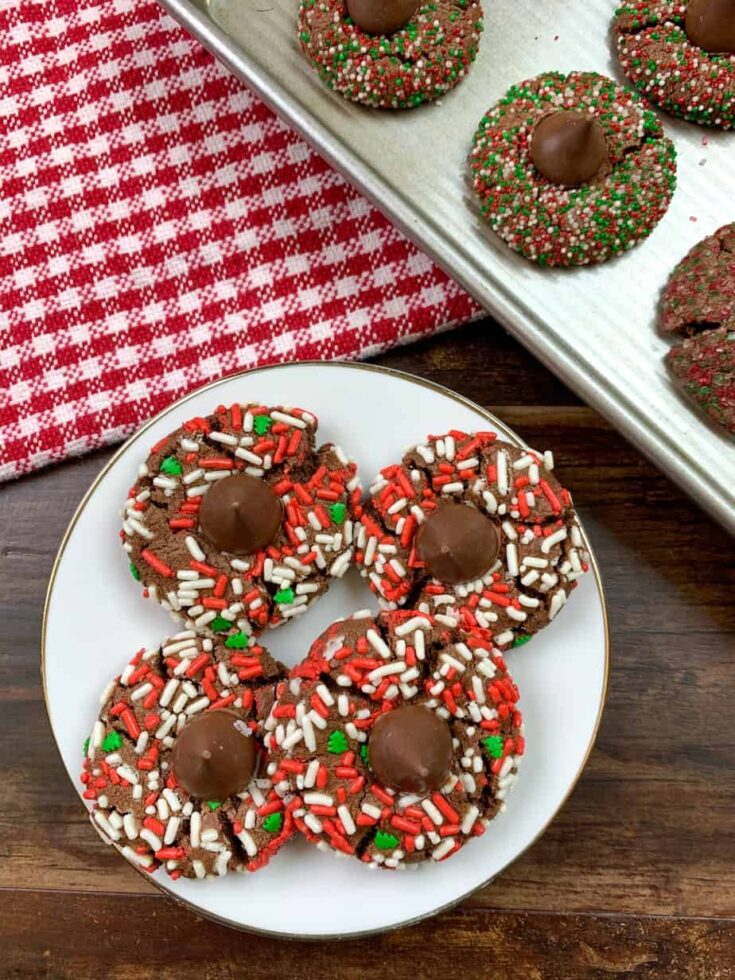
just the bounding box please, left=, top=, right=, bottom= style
left=346, top=0, right=420, bottom=35
left=199, top=473, right=282, bottom=555
left=171, top=709, right=256, bottom=800
left=529, top=110, right=607, bottom=188
left=685, top=0, right=735, bottom=54
left=415, top=502, right=500, bottom=585
left=369, top=705, right=453, bottom=794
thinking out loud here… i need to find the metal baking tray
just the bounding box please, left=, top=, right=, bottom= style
left=159, top=0, right=735, bottom=533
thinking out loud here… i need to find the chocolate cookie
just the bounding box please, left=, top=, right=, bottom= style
left=354, top=430, right=589, bottom=648
left=81, top=632, right=294, bottom=880
left=122, top=403, right=361, bottom=641
left=298, top=0, right=483, bottom=109
left=615, top=1, right=735, bottom=130
left=661, top=223, right=735, bottom=336
left=667, top=324, right=735, bottom=434
left=469, top=71, right=677, bottom=267
left=265, top=611, right=524, bottom=868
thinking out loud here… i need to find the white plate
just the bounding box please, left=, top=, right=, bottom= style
left=43, top=361, right=609, bottom=938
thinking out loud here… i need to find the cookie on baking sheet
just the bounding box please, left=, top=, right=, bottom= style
left=298, top=0, right=483, bottom=109
left=661, top=223, right=735, bottom=336
left=469, top=71, right=677, bottom=267
left=354, top=430, right=588, bottom=648
left=81, top=632, right=294, bottom=880
left=614, top=1, right=735, bottom=130
left=265, top=611, right=524, bottom=868
left=121, top=402, right=361, bottom=640
left=667, top=323, right=735, bottom=434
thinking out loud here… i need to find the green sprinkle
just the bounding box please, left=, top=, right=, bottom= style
left=83, top=737, right=90, bottom=754
left=274, top=587, right=295, bottom=605
left=225, top=632, right=250, bottom=649
left=253, top=415, right=272, bottom=435
left=360, top=744, right=369, bottom=765
left=374, top=831, right=399, bottom=851
left=263, top=812, right=283, bottom=833
left=512, top=635, right=532, bottom=648
left=210, top=615, right=232, bottom=633
left=483, top=735, right=504, bottom=759
left=329, top=502, right=347, bottom=525
left=207, top=801, right=222, bottom=811
left=102, top=730, right=123, bottom=753
left=160, top=456, right=183, bottom=476
left=327, top=730, right=349, bottom=754
left=129, top=562, right=141, bottom=581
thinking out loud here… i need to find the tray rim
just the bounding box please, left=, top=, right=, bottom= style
left=41, top=359, right=610, bottom=939
left=156, top=0, right=735, bottom=537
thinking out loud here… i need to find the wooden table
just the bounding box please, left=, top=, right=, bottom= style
left=3, top=321, right=734, bottom=979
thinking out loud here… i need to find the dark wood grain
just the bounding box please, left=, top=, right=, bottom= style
left=2, top=319, right=734, bottom=976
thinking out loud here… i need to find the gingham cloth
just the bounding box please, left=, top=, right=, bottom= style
left=0, top=0, right=479, bottom=481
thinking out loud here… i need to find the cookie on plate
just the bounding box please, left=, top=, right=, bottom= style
left=614, top=1, right=735, bottom=130
left=265, top=611, right=524, bottom=869
left=298, top=0, right=483, bottom=109
left=121, top=402, right=361, bottom=641
left=81, top=632, right=294, bottom=880
left=469, top=70, right=677, bottom=267
left=661, top=223, right=735, bottom=336
left=354, top=430, right=588, bottom=648
left=667, top=323, right=735, bottom=434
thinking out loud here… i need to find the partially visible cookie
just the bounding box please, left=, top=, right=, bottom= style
left=667, top=324, right=735, bottom=435
left=265, top=611, right=524, bottom=869
left=81, top=633, right=294, bottom=880
left=661, top=223, right=735, bottom=336
left=298, top=0, right=483, bottom=109
left=121, top=403, right=361, bottom=641
left=614, top=1, right=735, bottom=130
left=469, top=71, right=677, bottom=267
left=355, top=430, right=589, bottom=648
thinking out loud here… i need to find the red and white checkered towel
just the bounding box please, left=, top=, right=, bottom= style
left=0, top=0, right=479, bottom=481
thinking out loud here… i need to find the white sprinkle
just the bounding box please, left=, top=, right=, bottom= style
left=304, top=759, right=320, bottom=788
left=122, top=845, right=154, bottom=869
left=337, top=805, right=356, bottom=836
left=139, top=828, right=162, bottom=852
left=184, top=536, right=206, bottom=561
left=461, top=805, right=480, bottom=835
left=271, top=410, right=306, bottom=429
left=164, top=816, right=181, bottom=845
left=421, top=799, right=444, bottom=825
left=303, top=813, right=323, bottom=835
left=182, top=468, right=205, bottom=485
left=496, top=451, right=508, bottom=495
left=123, top=814, right=139, bottom=840
left=366, top=629, right=392, bottom=659
left=209, top=431, right=238, bottom=446
left=506, top=542, right=519, bottom=577
left=316, top=684, right=334, bottom=706
left=304, top=792, right=333, bottom=806
left=432, top=839, right=455, bottom=861
left=94, top=810, right=121, bottom=842
left=542, top=527, right=568, bottom=553
left=549, top=589, right=567, bottom=620
left=162, top=788, right=181, bottom=813
left=190, top=810, right=202, bottom=848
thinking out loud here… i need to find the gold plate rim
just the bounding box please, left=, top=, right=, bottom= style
left=41, top=358, right=611, bottom=941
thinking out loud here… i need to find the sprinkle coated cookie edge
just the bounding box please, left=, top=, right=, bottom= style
left=121, top=402, right=361, bottom=641
left=469, top=70, right=677, bottom=267
left=265, top=610, right=524, bottom=869
left=354, top=429, right=589, bottom=647
left=81, top=632, right=295, bottom=881
left=298, top=0, right=483, bottom=109
left=614, top=1, right=735, bottom=130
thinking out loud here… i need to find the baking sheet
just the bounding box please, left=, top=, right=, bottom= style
left=159, top=0, right=735, bottom=533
